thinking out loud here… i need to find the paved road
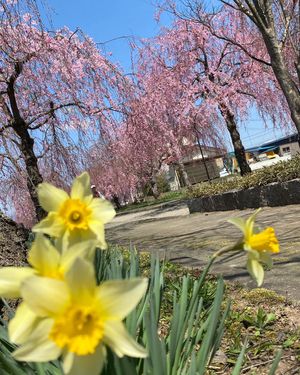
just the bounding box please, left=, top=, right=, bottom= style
left=106, top=202, right=300, bottom=301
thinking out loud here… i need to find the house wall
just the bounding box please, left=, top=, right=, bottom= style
left=279, top=142, right=300, bottom=157
left=184, top=159, right=219, bottom=184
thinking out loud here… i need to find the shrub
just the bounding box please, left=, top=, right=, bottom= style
left=188, top=155, right=300, bottom=198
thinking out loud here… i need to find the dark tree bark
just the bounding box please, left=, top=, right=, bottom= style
left=5, top=60, right=45, bottom=221
left=11, top=121, right=44, bottom=221
left=261, top=33, right=300, bottom=133
left=219, top=103, right=251, bottom=176
left=222, top=0, right=300, bottom=134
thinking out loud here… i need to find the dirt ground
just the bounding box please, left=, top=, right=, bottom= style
left=0, top=213, right=28, bottom=267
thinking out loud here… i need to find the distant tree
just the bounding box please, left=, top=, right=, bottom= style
left=161, top=0, right=299, bottom=136
left=137, top=21, right=287, bottom=175
left=0, top=0, right=127, bottom=221
left=220, top=0, right=300, bottom=137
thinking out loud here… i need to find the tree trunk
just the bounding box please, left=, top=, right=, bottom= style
left=177, top=161, right=191, bottom=187
left=7, top=67, right=45, bottom=222
left=149, top=176, right=160, bottom=199
left=261, top=33, right=300, bottom=133
left=219, top=104, right=251, bottom=176
left=12, top=121, right=45, bottom=221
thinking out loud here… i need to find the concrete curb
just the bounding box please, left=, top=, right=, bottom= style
left=187, top=178, right=300, bottom=213
left=116, top=199, right=187, bottom=216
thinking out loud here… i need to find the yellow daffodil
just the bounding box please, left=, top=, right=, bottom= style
left=10, top=258, right=148, bottom=375
left=228, top=208, right=279, bottom=287
left=33, top=172, right=115, bottom=248
left=0, top=234, right=97, bottom=345
left=0, top=234, right=96, bottom=299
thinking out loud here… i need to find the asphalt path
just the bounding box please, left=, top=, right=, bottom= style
left=107, top=202, right=300, bottom=301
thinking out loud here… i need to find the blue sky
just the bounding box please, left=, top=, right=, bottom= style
left=46, top=0, right=293, bottom=150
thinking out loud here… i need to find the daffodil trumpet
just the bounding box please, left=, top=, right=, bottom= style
left=228, top=208, right=279, bottom=287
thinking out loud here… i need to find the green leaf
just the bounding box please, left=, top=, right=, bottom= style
left=231, top=340, right=248, bottom=375
left=268, top=349, right=282, bottom=375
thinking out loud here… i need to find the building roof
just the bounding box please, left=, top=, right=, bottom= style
left=246, top=133, right=299, bottom=153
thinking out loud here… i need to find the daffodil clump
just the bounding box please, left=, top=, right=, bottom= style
left=0, top=172, right=281, bottom=374
left=0, top=172, right=148, bottom=375
left=228, top=208, right=280, bottom=286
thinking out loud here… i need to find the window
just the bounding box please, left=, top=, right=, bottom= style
left=282, top=146, right=290, bottom=154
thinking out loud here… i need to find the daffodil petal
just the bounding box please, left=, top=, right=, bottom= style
left=0, top=267, right=35, bottom=298
left=65, top=258, right=96, bottom=304
left=21, top=276, right=69, bottom=316
left=259, top=252, right=273, bottom=268
left=71, top=172, right=92, bottom=200
left=9, top=303, right=40, bottom=344
left=62, top=351, right=75, bottom=374
left=98, top=278, right=148, bottom=320
left=245, top=208, right=261, bottom=237
left=88, top=221, right=107, bottom=248
left=28, top=234, right=60, bottom=277
left=33, top=212, right=65, bottom=238
left=247, top=257, right=264, bottom=287
left=61, top=240, right=97, bottom=271
left=227, top=217, right=246, bottom=235
left=64, top=344, right=106, bottom=375
left=103, top=321, right=147, bottom=358
left=89, top=198, right=116, bottom=224
left=13, top=319, right=61, bottom=362
left=37, top=182, right=69, bottom=212
left=66, top=228, right=98, bottom=248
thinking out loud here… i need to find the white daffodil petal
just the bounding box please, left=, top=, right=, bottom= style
left=9, top=302, right=40, bottom=344
left=0, top=267, right=35, bottom=298
left=88, top=221, right=106, bottom=248
left=13, top=336, right=61, bottom=362
left=13, top=318, right=61, bottom=362
left=21, top=276, right=69, bottom=317
left=61, top=240, right=97, bottom=270
left=33, top=213, right=64, bottom=238
left=28, top=234, right=60, bottom=276
left=65, top=258, right=96, bottom=303
left=247, top=248, right=260, bottom=260
left=227, top=217, right=246, bottom=235
left=247, top=257, right=264, bottom=287
left=104, top=321, right=147, bottom=358
left=245, top=208, right=261, bottom=236
left=89, top=199, right=116, bottom=224
left=98, top=278, right=148, bottom=320
left=37, top=182, right=69, bottom=212
left=259, top=252, right=273, bottom=268
left=71, top=172, right=92, bottom=200
left=66, top=345, right=107, bottom=375
left=62, top=351, right=75, bottom=374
